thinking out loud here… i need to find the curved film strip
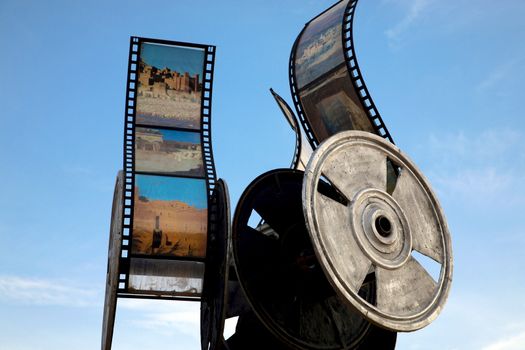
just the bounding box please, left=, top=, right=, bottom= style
left=118, top=37, right=217, bottom=300
left=289, top=0, right=394, bottom=150
left=270, top=88, right=313, bottom=171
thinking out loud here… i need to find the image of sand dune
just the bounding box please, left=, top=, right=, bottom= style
left=132, top=191, right=207, bottom=258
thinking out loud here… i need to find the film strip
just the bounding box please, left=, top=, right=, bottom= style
left=289, top=0, right=394, bottom=151
left=118, top=36, right=217, bottom=301
left=342, top=1, right=393, bottom=143
left=270, top=89, right=303, bottom=170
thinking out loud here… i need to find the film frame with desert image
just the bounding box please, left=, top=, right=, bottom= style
left=294, top=0, right=347, bottom=90
left=131, top=174, right=208, bottom=259
left=135, top=127, right=204, bottom=177
left=299, top=64, right=375, bottom=142
left=136, top=43, right=205, bottom=130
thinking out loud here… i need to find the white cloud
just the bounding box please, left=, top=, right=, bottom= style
left=118, top=299, right=200, bottom=339
left=384, top=0, right=434, bottom=46
left=431, top=167, right=512, bottom=199
left=118, top=299, right=239, bottom=341
left=396, top=289, right=525, bottom=349
left=483, top=330, right=525, bottom=350
left=476, top=58, right=524, bottom=93
left=61, top=164, right=94, bottom=176
left=428, top=128, right=521, bottom=160
left=423, top=128, right=524, bottom=204
left=0, top=275, right=99, bottom=307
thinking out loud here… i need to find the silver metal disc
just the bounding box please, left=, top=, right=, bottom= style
left=303, top=131, right=453, bottom=332
left=102, top=171, right=124, bottom=350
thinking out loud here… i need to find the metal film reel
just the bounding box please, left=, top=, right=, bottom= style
left=303, top=131, right=453, bottom=332
left=232, top=169, right=396, bottom=350
left=201, top=179, right=231, bottom=350
left=102, top=171, right=124, bottom=350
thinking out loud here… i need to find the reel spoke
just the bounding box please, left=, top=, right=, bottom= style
left=241, top=225, right=280, bottom=252
left=316, top=194, right=372, bottom=293
left=392, top=168, right=444, bottom=264
left=375, top=256, right=437, bottom=316
left=321, top=145, right=387, bottom=201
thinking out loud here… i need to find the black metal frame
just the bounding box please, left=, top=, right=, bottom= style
left=269, top=88, right=302, bottom=170
left=289, top=0, right=394, bottom=150
left=117, top=36, right=217, bottom=300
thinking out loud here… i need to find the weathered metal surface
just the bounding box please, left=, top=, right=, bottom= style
left=232, top=169, right=396, bottom=349
left=127, top=259, right=204, bottom=295
left=225, top=280, right=252, bottom=318
left=201, top=179, right=232, bottom=350
left=101, top=171, right=124, bottom=350
left=303, top=131, right=453, bottom=332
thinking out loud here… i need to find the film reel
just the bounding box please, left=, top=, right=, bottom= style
left=232, top=169, right=396, bottom=350
left=201, top=179, right=231, bottom=350
left=303, top=131, right=453, bottom=332
left=101, top=171, right=124, bottom=350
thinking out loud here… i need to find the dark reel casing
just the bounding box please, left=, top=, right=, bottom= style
left=232, top=169, right=396, bottom=350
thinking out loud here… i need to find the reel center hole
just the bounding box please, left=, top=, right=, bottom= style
left=375, top=215, right=392, bottom=237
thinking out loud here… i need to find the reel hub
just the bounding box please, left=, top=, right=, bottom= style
left=350, top=188, right=412, bottom=270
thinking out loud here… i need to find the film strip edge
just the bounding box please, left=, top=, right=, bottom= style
left=289, top=27, right=319, bottom=150
left=342, top=0, right=394, bottom=143
left=202, top=46, right=218, bottom=196
left=118, top=37, right=139, bottom=293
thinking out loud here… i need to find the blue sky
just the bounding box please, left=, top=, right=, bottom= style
left=141, top=42, right=205, bottom=79
left=135, top=175, right=207, bottom=209
left=0, top=0, right=524, bottom=349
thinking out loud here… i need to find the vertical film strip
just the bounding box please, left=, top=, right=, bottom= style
left=289, top=0, right=394, bottom=150
left=201, top=46, right=217, bottom=196
left=118, top=37, right=217, bottom=301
